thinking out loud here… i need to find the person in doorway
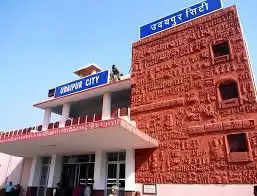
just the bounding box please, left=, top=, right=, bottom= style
left=84, top=182, right=92, bottom=196
left=56, top=182, right=69, bottom=196
left=4, top=182, right=14, bottom=196
left=54, top=182, right=62, bottom=196
left=13, top=184, right=21, bottom=196
left=108, top=185, right=118, bottom=196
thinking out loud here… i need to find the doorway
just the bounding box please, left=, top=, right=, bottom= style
left=62, top=154, right=95, bottom=189
left=106, top=152, right=126, bottom=196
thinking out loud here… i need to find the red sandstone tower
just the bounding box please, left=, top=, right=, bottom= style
left=131, top=6, right=257, bottom=184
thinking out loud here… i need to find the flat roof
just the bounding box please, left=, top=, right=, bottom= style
left=0, top=119, right=158, bottom=157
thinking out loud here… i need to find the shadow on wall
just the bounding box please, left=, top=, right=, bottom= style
left=135, top=148, right=156, bottom=175
left=0, top=153, right=23, bottom=188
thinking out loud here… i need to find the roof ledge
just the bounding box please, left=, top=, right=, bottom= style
left=74, top=64, right=102, bottom=78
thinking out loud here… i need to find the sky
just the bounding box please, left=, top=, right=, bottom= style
left=0, top=0, right=257, bottom=130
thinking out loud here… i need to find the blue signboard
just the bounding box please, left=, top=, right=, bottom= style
left=140, top=0, right=222, bottom=39
left=55, top=70, right=109, bottom=98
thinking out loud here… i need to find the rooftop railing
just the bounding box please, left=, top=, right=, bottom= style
left=0, top=107, right=130, bottom=140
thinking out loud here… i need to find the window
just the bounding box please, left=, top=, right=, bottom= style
left=217, top=79, right=241, bottom=109
left=225, top=132, right=253, bottom=162
left=77, top=154, right=95, bottom=163
left=42, top=157, right=51, bottom=165
left=212, top=42, right=230, bottom=57
left=107, top=152, right=126, bottom=162
left=63, top=154, right=95, bottom=164
left=227, top=133, right=248, bottom=152
left=219, top=81, right=239, bottom=100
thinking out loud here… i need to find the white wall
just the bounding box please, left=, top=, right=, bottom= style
left=0, top=153, right=23, bottom=187
left=53, top=156, right=62, bottom=187
left=136, top=184, right=255, bottom=196
left=20, top=158, right=32, bottom=191
left=28, top=157, right=42, bottom=187
left=48, top=155, right=62, bottom=188
left=94, top=151, right=106, bottom=190
left=125, top=149, right=135, bottom=191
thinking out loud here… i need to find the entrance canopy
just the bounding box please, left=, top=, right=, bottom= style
left=0, top=119, right=158, bottom=157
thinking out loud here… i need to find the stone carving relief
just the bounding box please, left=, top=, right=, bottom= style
left=132, top=7, right=257, bottom=184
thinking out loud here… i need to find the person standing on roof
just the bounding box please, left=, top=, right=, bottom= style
left=112, top=65, right=121, bottom=81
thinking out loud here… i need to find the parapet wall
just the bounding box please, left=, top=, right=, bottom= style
left=131, top=6, right=257, bottom=184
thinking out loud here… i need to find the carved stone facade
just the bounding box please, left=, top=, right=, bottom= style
left=131, top=6, right=257, bottom=184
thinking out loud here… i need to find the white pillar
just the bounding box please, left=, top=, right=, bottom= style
left=48, top=155, right=62, bottom=188
left=28, top=157, right=41, bottom=187
left=102, top=92, right=111, bottom=120
left=60, top=103, right=70, bottom=127
left=43, top=108, right=52, bottom=130
left=94, top=151, right=106, bottom=190
left=125, top=149, right=135, bottom=191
